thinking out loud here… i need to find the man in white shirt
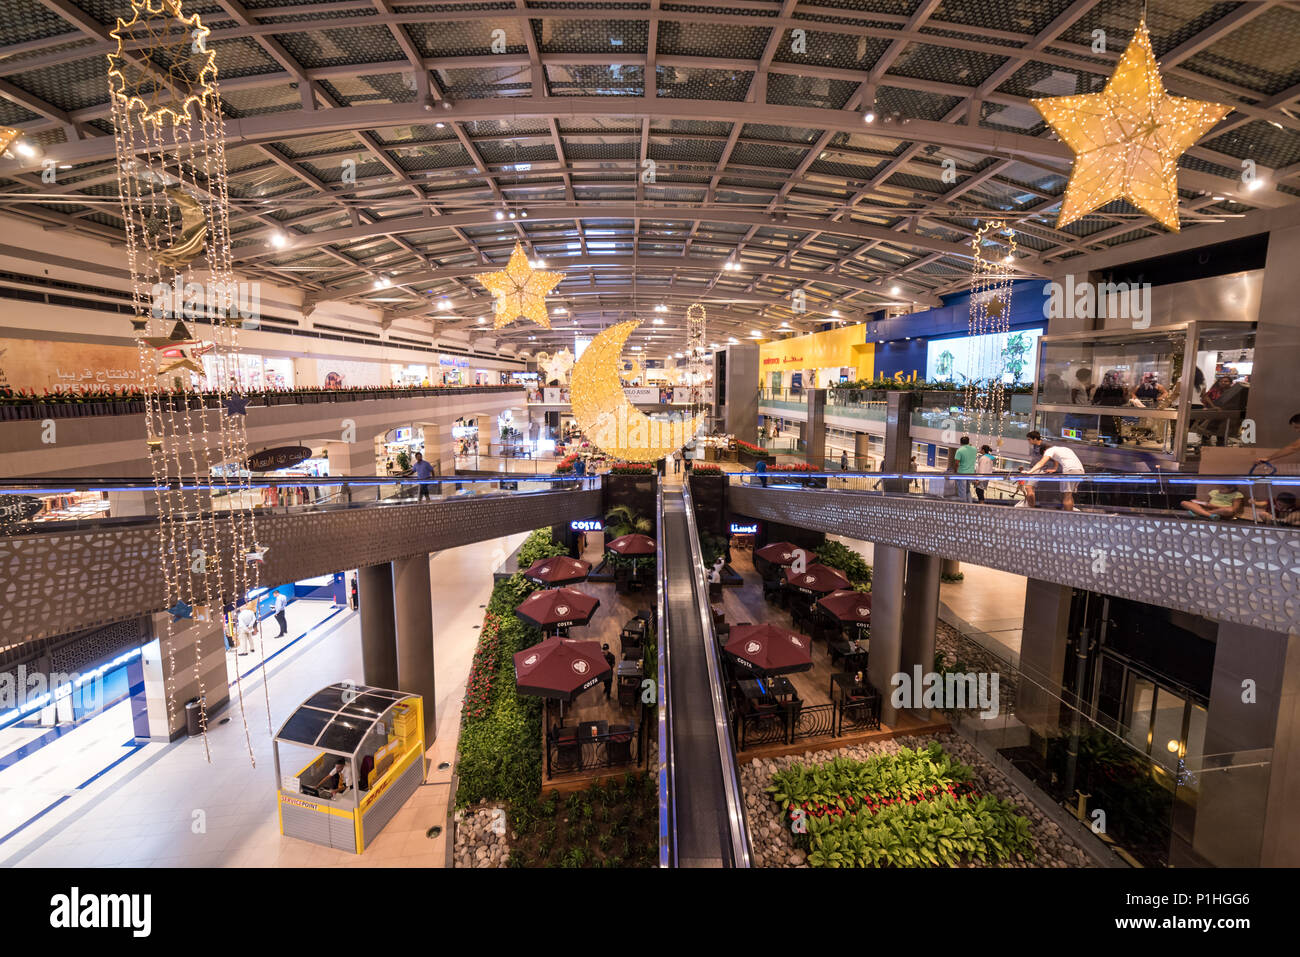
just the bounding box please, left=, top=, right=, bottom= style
left=1022, top=430, right=1086, bottom=511
left=235, top=603, right=257, bottom=656
left=273, top=590, right=289, bottom=637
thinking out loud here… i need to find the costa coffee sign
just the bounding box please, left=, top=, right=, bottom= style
left=247, top=445, right=312, bottom=472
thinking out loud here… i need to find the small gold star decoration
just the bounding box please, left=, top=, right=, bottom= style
left=1031, top=19, right=1231, bottom=232
left=475, top=241, right=563, bottom=330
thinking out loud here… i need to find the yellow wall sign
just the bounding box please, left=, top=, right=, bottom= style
left=759, top=325, right=874, bottom=380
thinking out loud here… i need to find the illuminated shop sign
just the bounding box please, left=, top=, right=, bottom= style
left=729, top=522, right=760, bottom=534
left=570, top=519, right=603, bottom=532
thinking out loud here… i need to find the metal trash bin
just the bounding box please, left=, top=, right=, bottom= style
left=185, top=697, right=204, bottom=737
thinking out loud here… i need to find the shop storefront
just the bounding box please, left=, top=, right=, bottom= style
left=201, top=353, right=294, bottom=391
left=376, top=427, right=425, bottom=474
left=390, top=363, right=430, bottom=387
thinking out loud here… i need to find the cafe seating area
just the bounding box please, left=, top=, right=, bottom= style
left=713, top=547, right=947, bottom=758
left=534, top=540, right=657, bottom=790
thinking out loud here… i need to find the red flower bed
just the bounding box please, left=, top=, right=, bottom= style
left=769, top=462, right=820, bottom=473
left=608, top=462, right=655, bottom=474
left=734, top=440, right=767, bottom=456
left=690, top=463, right=723, bottom=474
left=462, top=613, right=503, bottom=721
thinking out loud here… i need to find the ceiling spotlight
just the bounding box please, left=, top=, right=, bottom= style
left=1002, top=254, right=1014, bottom=265
left=831, top=309, right=841, bottom=317
left=373, top=276, right=392, bottom=289
left=441, top=98, right=454, bottom=110
left=422, top=94, right=436, bottom=112
left=890, top=285, right=901, bottom=295
left=529, top=335, right=537, bottom=341
left=749, top=329, right=762, bottom=336
left=1246, top=177, right=1265, bottom=192
left=531, top=258, right=545, bottom=267
left=631, top=345, right=642, bottom=351
left=437, top=298, right=453, bottom=311
left=494, top=210, right=504, bottom=220
left=270, top=232, right=288, bottom=249
left=552, top=306, right=567, bottom=314
left=435, top=121, right=446, bottom=129
left=863, top=109, right=876, bottom=124
left=520, top=210, right=528, bottom=218
left=14, top=140, right=39, bottom=159
left=477, top=317, right=486, bottom=324
left=728, top=336, right=739, bottom=344
left=508, top=211, right=517, bottom=219
left=654, top=303, right=667, bottom=312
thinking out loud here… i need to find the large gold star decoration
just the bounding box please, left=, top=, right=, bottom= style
left=475, top=242, right=563, bottom=330
left=107, top=0, right=218, bottom=127
left=1031, top=19, right=1230, bottom=232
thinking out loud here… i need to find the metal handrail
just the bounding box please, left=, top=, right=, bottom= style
left=679, top=477, right=753, bottom=867
left=655, top=478, right=673, bottom=869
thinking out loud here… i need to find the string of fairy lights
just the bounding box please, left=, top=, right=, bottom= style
left=963, top=221, right=1017, bottom=446
left=109, top=0, right=267, bottom=765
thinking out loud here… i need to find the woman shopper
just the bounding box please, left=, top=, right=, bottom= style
left=975, top=445, right=996, bottom=502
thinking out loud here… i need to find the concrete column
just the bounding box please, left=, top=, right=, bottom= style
left=882, top=391, right=918, bottom=492
left=804, top=388, right=827, bottom=467
left=1017, top=579, right=1073, bottom=736
left=867, top=544, right=907, bottom=727
left=141, top=613, right=230, bottom=741
left=321, top=439, right=374, bottom=477
left=853, top=430, right=872, bottom=470
left=722, top=342, right=759, bottom=441
left=1194, top=622, right=1300, bottom=867
left=358, top=562, right=398, bottom=689
left=393, top=554, right=436, bottom=742
left=1247, top=223, right=1300, bottom=447
left=900, top=550, right=942, bottom=719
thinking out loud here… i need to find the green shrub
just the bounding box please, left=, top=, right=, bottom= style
left=817, top=540, right=873, bottom=587
left=519, top=528, right=566, bottom=568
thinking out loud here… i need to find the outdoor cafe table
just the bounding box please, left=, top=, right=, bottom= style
left=578, top=719, right=609, bottom=760
left=828, top=638, right=869, bottom=671
left=829, top=671, right=873, bottom=705
left=738, top=676, right=795, bottom=705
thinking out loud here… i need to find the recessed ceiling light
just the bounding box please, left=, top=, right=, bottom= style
left=863, top=110, right=876, bottom=124
left=270, top=232, right=288, bottom=248
left=14, top=140, right=38, bottom=159
left=477, top=317, right=486, bottom=324
left=437, top=298, right=452, bottom=311
left=890, top=285, right=901, bottom=295
left=831, top=309, right=841, bottom=317
left=1246, top=178, right=1265, bottom=192
left=653, top=317, right=663, bottom=325
left=435, top=121, right=445, bottom=129
left=494, top=211, right=504, bottom=220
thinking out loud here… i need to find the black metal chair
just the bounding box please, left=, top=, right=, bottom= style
left=607, top=725, right=633, bottom=764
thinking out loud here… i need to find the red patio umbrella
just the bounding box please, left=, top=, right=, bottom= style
left=514, top=587, right=600, bottom=633
left=784, top=563, right=850, bottom=596
left=817, top=589, right=872, bottom=635
left=522, top=556, right=592, bottom=588
left=606, top=533, right=656, bottom=556
left=755, top=541, right=818, bottom=566
left=723, top=623, right=813, bottom=677
left=513, top=638, right=611, bottom=701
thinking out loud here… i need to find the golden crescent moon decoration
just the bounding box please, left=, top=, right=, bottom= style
left=570, top=321, right=704, bottom=462
left=1030, top=19, right=1230, bottom=232
left=155, top=187, right=208, bottom=269
left=475, top=241, right=564, bottom=329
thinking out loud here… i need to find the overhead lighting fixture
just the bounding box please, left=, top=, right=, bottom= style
left=890, top=285, right=901, bottom=295
left=1003, top=254, right=1014, bottom=265
left=14, top=139, right=39, bottom=159
left=531, top=258, right=545, bottom=267
left=435, top=121, right=446, bottom=129
left=1246, top=177, right=1265, bottom=192
left=373, top=276, right=392, bottom=289
left=270, top=232, right=288, bottom=249
left=494, top=210, right=504, bottom=220
left=520, top=210, right=528, bottom=218
left=863, top=109, right=876, bottom=124
left=653, top=317, right=664, bottom=325
left=508, top=211, right=517, bottom=219
left=654, top=303, right=667, bottom=312
left=749, top=329, right=762, bottom=336
left=552, top=305, right=567, bottom=314
left=477, top=317, right=486, bottom=324
left=831, top=309, right=841, bottom=317
left=437, top=298, right=453, bottom=311
left=728, top=336, right=739, bottom=344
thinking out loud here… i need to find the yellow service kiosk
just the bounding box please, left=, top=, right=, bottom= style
left=273, top=683, right=426, bottom=854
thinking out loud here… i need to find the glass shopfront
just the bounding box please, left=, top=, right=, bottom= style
left=1031, top=320, right=1256, bottom=465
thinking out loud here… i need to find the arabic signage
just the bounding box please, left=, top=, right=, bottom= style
left=759, top=326, right=874, bottom=379
left=0, top=339, right=149, bottom=393
left=247, top=445, right=312, bottom=472
left=729, top=522, right=759, bottom=535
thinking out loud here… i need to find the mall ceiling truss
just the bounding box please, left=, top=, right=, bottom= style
left=1, top=0, right=1299, bottom=355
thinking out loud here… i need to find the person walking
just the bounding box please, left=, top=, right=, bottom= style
left=755, top=457, right=767, bottom=488
left=953, top=435, right=977, bottom=500
left=411, top=451, right=436, bottom=499
left=839, top=449, right=848, bottom=471
left=673, top=449, right=682, bottom=474
left=1022, top=430, right=1086, bottom=511
left=975, top=444, right=995, bottom=503
left=273, top=590, right=289, bottom=638
left=601, top=643, right=617, bottom=699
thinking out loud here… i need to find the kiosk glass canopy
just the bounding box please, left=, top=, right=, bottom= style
left=276, top=683, right=410, bottom=756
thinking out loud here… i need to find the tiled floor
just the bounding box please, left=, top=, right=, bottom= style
left=0, top=530, right=530, bottom=868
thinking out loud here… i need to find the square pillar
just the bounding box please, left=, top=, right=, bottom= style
left=867, top=544, right=907, bottom=727
left=141, top=613, right=230, bottom=741
left=804, top=388, right=827, bottom=468
left=393, top=554, right=436, bottom=742
left=359, top=562, right=398, bottom=689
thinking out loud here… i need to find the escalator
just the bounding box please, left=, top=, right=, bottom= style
left=658, top=480, right=751, bottom=867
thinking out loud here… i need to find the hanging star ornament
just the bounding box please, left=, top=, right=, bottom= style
left=1030, top=19, right=1231, bottom=232
left=475, top=242, right=563, bottom=330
